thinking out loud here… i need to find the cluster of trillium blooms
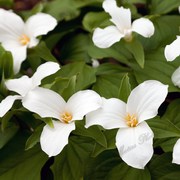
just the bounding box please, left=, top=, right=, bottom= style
left=0, top=0, right=179, bottom=170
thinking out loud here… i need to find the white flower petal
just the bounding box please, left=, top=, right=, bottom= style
left=164, top=36, right=180, bottom=61
left=22, top=87, right=66, bottom=120
left=132, top=18, right=155, bottom=38
left=28, top=37, right=39, bottom=48
left=172, top=139, right=180, bottom=164
left=40, top=120, right=75, bottom=157
left=127, top=80, right=168, bottom=124
left=103, top=0, right=131, bottom=30
left=67, top=90, right=102, bottom=121
left=2, top=40, right=27, bottom=74
left=93, top=26, right=124, bottom=48
left=0, top=8, right=24, bottom=42
left=172, top=67, right=180, bottom=88
left=32, top=62, right=60, bottom=86
left=25, top=13, right=57, bottom=39
left=86, top=97, right=127, bottom=129
left=5, top=76, right=32, bottom=96
left=116, top=121, right=154, bottom=169
left=0, top=95, right=22, bottom=117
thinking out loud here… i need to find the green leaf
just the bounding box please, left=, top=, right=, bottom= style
left=0, top=122, right=19, bottom=149
left=148, top=99, right=180, bottom=151
left=83, top=12, right=110, bottom=32
left=44, top=0, right=80, bottom=21
left=154, top=138, right=178, bottom=152
left=118, top=73, right=131, bottom=102
left=93, top=73, right=131, bottom=99
left=88, top=40, right=132, bottom=64
left=0, top=132, right=48, bottom=180
left=33, top=114, right=54, bottom=128
left=0, top=0, right=13, bottom=7
left=162, top=99, right=180, bottom=129
left=25, top=124, right=44, bottom=150
left=91, top=129, right=117, bottom=157
left=0, top=50, right=14, bottom=80
left=51, top=136, right=94, bottom=180
left=131, top=48, right=180, bottom=92
left=60, top=34, right=91, bottom=63
left=149, top=99, right=180, bottom=136
left=85, top=150, right=122, bottom=180
left=50, top=77, right=71, bottom=93
left=122, top=0, right=146, bottom=3
left=31, top=2, right=44, bottom=14
left=150, top=0, right=180, bottom=14
left=95, top=63, right=130, bottom=75
left=0, top=111, right=14, bottom=131
left=44, top=0, right=103, bottom=21
left=74, top=121, right=107, bottom=147
left=61, top=75, right=76, bottom=101
left=149, top=153, right=180, bottom=180
left=2, top=52, right=14, bottom=79
left=106, top=163, right=151, bottom=180
left=125, top=38, right=145, bottom=68
left=47, top=62, right=96, bottom=91
left=148, top=117, right=180, bottom=139
left=29, top=41, right=57, bottom=63
left=140, top=16, right=180, bottom=51
left=48, top=75, right=76, bottom=101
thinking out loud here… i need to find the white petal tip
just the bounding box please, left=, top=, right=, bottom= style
left=164, top=37, right=180, bottom=61
left=171, top=67, right=180, bottom=88
left=132, top=18, right=155, bottom=38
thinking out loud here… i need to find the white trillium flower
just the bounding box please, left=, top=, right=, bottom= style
left=22, top=88, right=102, bottom=157
left=0, top=8, right=57, bottom=73
left=172, top=67, right=180, bottom=88
left=0, top=61, right=60, bottom=117
left=92, top=0, right=155, bottom=48
left=164, top=36, right=180, bottom=61
left=86, top=80, right=168, bottom=169
left=173, top=139, right=180, bottom=164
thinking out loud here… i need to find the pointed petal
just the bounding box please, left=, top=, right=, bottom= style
left=25, top=13, right=57, bottom=39
left=2, top=40, right=27, bottom=74
left=86, top=97, right=128, bottom=129
left=173, top=139, right=180, bottom=164
left=5, top=76, right=32, bottom=96
left=0, top=9, right=24, bottom=42
left=67, top=90, right=102, bottom=121
left=32, top=62, right=60, bottom=86
left=116, top=121, right=154, bottom=169
left=93, top=26, right=124, bottom=48
left=103, top=0, right=131, bottom=30
left=127, top=80, right=168, bottom=124
left=22, top=87, right=66, bottom=120
left=172, top=67, right=180, bottom=88
left=165, top=36, right=180, bottom=61
left=0, top=95, right=21, bottom=117
left=40, top=120, right=75, bottom=157
left=132, top=18, right=155, bottom=38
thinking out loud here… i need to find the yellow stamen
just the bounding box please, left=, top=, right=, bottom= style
left=125, top=113, right=138, bottom=127
left=60, top=112, right=72, bottom=123
left=19, top=34, right=30, bottom=45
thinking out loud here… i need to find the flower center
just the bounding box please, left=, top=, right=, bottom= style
left=125, top=113, right=138, bottom=127
left=123, top=29, right=133, bottom=42
left=19, top=34, right=30, bottom=45
left=60, top=112, right=72, bottom=123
